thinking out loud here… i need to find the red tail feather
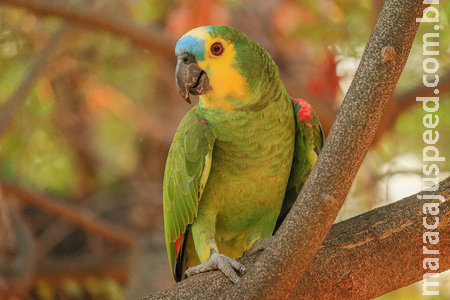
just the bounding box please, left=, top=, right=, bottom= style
left=175, top=233, right=184, bottom=256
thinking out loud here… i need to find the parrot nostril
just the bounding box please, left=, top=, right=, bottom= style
left=180, top=54, right=196, bottom=65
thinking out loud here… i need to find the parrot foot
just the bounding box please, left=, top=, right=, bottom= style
left=244, top=235, right=275, bottom=256
left=185, top=249, right=246, bottom=283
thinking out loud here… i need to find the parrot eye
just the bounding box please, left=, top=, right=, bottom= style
left=211, top=42, right=224, bottom=56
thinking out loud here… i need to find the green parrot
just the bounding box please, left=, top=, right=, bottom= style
left=163, top=25, right=324, bottom=283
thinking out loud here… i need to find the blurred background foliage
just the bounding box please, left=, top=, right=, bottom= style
left=0, top=0, right=448, bottom=299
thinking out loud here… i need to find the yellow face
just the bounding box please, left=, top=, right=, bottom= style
left=184, top=27, right=250, bottom=112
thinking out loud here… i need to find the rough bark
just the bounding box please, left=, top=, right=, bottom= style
left=146, top=177, right=449, bottom=299
left=292, top=179, right=449, bottom=299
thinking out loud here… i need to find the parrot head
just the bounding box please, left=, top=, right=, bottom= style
left=175, top=25, right=281, bottom=111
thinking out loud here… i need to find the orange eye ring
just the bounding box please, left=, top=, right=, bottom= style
left=211, top=42, right=224, bottom=56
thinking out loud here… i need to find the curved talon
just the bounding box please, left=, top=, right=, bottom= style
left=185, top=250, right=246, bottom=283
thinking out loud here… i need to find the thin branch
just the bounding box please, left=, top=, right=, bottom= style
left=1, top=183, right=136, bottom=248
left=147, top=177, right=449, bottom=299
left=0, top=0, right=174, bottom=58
left=0, top=26, right=67, bottom=139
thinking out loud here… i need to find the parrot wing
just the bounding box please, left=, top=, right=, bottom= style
left=163, top=107, right=215, bottom=280
left=275, top=98, right=324, bottom=231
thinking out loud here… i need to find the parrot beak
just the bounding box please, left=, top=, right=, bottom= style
left=175, top=53, right=210, bottom=104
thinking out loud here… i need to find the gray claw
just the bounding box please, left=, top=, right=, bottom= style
left=185, top=250, right=246, bottom=283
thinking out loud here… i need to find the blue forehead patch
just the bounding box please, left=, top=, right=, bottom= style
left=175, top=35, right=206, bottom=61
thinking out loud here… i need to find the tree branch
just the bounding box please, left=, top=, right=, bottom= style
left=1, top=183, right=135, bottom=248
left=0, top=0, right=174, bottom=57
left=147, top=177, right=449, bottom=299
left=292, top=178, right=449, bottom=299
